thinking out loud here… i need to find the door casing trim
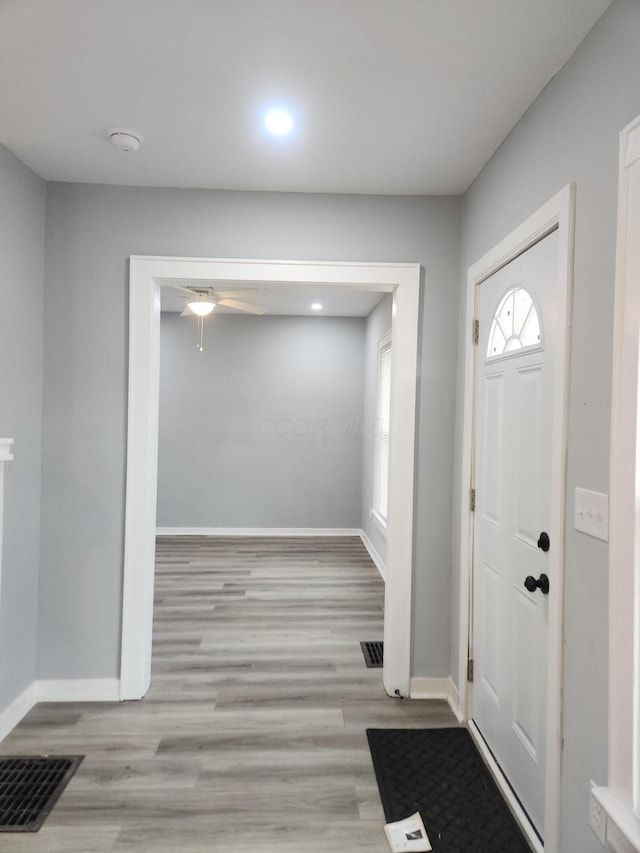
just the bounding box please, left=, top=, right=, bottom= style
left=592, top=112, right=640, bottom=849
left=457, top=185, right=575, bottom=853
left=121, top=256, right=421, bottom=702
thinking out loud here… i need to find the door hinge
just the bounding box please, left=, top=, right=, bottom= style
left=467, top=659, right=474, bottom=683
left=473, top=318, right=479, bottom=345
left=470, top=488, right=476, bottom=512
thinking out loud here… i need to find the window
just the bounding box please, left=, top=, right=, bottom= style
left=486, top=285, right=542, bottom=360
left=373, top=332, right=392, bottom=525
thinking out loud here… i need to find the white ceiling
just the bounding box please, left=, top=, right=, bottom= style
left=161, top=283, right=386, bottom=317
left=0, top=0, right=610, bottom=196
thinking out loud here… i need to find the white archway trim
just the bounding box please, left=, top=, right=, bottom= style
left=121, top=256, right=421, bottom=701
left=457, top=185, right=575, bottom=853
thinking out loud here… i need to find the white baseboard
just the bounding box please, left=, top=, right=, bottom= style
left=447, top=678, right=464, bottom=721
left=0, top=682, right=37, bottom=742
left=0, top=678, right=121, bottom=743
left=409, top=676, right=451, bottom=699
left=156, top=527, right=362, bottom=537
left=360, top=530, right=387, bottom=582
left=409, top=675, right=463, bottom=720
left=36, top=678, right=121, bottom=703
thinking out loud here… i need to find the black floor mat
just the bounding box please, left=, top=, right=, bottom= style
left=0, top=755, right=84, bottom=832
left=366, top=728, right=532, bottom=852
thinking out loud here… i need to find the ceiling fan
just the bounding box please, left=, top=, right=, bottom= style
left=176, top=285, right=266, bottom=317
left=173, top=285, right=266, bottom=351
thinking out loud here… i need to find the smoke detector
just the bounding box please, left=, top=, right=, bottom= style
left=108, top=128, right=143, bottom=152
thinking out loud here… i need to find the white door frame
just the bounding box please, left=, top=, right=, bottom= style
left=121, top=256, right=421, bottom=702
left=591, top=114, right=640, bottom=851
left=457, top=185, right=575, bottom=853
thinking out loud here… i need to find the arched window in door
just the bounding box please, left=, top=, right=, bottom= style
left=486, top=285, right=542, bottom=360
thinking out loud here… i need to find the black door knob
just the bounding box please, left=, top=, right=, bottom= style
left=537, top=531, right=550, bottom=552
left=524, top=573, right=550, bottom=595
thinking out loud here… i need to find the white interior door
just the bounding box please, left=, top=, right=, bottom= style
left=472, top=230, right=559, bottom=838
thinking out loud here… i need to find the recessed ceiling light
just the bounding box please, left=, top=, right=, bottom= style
left=311, top=303, right=322, bottom=311
left=264, top=110, right=293, bottom=135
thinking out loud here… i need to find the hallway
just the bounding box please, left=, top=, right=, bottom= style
left=1, top=536, right=456, bottom=851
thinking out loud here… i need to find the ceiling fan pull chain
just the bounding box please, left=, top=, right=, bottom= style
left=198, top=315, right=204, bottom=351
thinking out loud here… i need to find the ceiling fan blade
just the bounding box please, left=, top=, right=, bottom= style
left=180, top=306, right=194, bottom=316
left=173, top=284, right=200, bottom=296
left=218, top=298, right=266, bottom=315
left=215, top=289, right=263, bottom=298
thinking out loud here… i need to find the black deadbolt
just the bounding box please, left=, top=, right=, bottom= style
left=537, top=531, right=550, bottom=552
left=524, top=573, right=550, bottom=595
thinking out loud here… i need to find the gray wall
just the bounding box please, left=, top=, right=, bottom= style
left=360, top=294, right=392, bottom=567
left=40, top=185, right=461, bottom=679
left=0, top=147, right=45, bottom=709
left=157, top=312, right=365, bottom=528
left=453, top=1, right=640, bottom=849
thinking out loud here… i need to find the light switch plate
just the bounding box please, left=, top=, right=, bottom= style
left=575, top=488, right=609, bottom=542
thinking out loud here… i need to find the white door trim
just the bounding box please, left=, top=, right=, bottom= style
left=457, top=185, right=575, bottom=852
left=121, top=256, right=421, bottom=701
left=591, top=114, right=640, bottom=851
left=0, top=439, right=14, bottom=622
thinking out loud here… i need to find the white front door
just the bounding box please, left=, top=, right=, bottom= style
left=472, top=230, right=559, bottom=838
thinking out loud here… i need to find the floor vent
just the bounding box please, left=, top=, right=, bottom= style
left=0, top=755, right=83, bottom=832
left=360, top=640, right=384, bottom=668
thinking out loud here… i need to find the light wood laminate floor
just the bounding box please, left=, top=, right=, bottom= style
left=1, top=536, right=458, bottom=852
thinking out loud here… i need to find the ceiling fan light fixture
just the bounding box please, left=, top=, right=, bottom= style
left=187, top=296, right=216, bottom=316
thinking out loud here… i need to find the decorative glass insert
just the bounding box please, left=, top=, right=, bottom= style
left=487, top=286, right=542, bottom=359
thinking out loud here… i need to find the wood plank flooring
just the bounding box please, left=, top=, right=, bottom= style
left=0, top=536, right=457, bottom=852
